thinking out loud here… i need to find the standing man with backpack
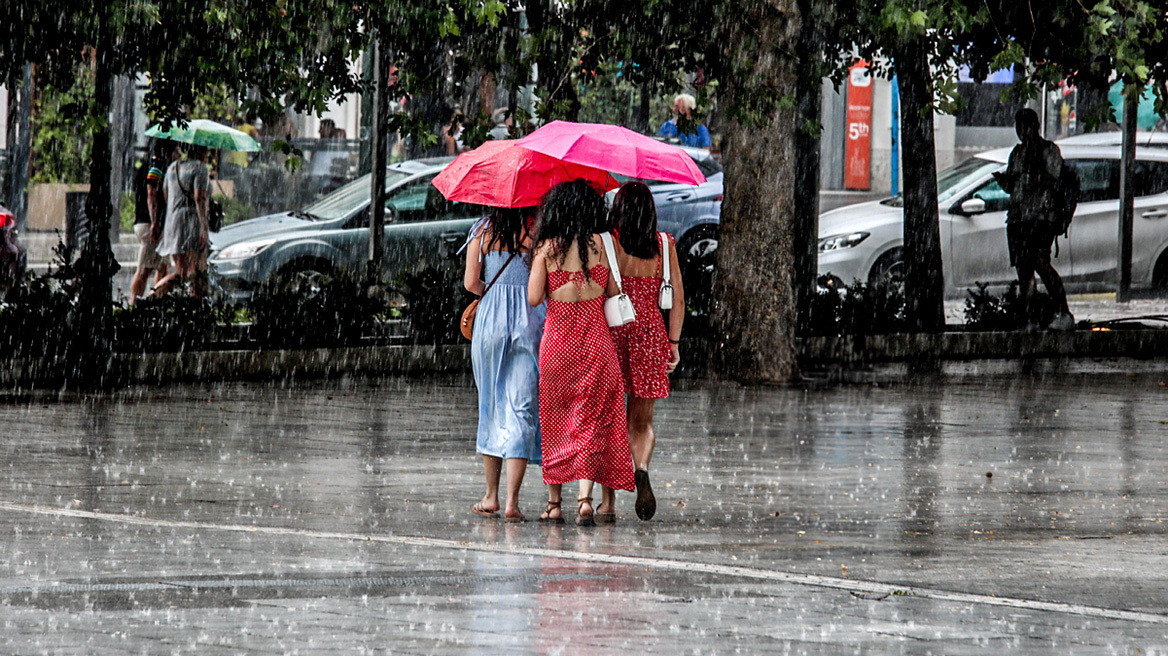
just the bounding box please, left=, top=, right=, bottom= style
left=993, top=108, right=1076, bottom=331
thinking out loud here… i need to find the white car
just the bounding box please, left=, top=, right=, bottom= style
left=817, top=144, right=1168, bottom=297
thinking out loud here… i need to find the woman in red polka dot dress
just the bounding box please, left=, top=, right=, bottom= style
left=598, top=182, right=684, bottom=522
left=527, top=180, right=635, bottom=526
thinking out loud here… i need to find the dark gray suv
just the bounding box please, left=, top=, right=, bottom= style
left=209, top=157, right=481, bottom=301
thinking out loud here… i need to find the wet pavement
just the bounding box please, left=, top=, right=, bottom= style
left=3, top=370, right=1168, bottom=653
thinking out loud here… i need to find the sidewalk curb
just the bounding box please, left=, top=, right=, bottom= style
left=4, top=329, right=1166, bottom=389
left=797, top=328, right=1168, bottom=365
left=1, top=344, right=472, bottom=388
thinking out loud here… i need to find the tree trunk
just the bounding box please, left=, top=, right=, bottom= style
left=368, top=29, right=390, bottom=277
left=72, top=36, right=120, bottom=388
left=793, top=0, right=823, bottom=336
left=895, top=37, right=944, bottom=332
left=711, top=0, right=802, bottom=384
left=6, top=64, right=32, bottom=231
left=637, top=82, right=651, bottom=133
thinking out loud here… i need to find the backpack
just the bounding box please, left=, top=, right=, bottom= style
left=1054, top=162, right=1080, bottom=236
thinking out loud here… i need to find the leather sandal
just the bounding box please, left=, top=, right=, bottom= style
left=538, top=500, right=564, bottom=524
left=576, top=496, right=596, bottom=527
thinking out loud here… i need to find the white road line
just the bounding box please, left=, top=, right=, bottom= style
left=3, top=501, right=1166, bottom=625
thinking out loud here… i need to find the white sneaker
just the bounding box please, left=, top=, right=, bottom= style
left=1047, top=311, right=1075, bottom=331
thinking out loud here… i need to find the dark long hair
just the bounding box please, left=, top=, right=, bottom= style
left=609, top=181, right=659, bottom=259
left=533, top=179, right=607, bottom=280
left=485, top=206, right=535, bottom=254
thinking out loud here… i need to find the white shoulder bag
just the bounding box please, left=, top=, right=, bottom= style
left=600, top=232, right=637, bottom=327
left=658, top=232, right=674, bottom=310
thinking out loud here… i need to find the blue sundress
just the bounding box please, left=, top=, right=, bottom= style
left=469, top=226, right=546, bottom=463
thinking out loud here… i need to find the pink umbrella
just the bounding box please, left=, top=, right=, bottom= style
left=516, top=120, right=707, bottom=185
left=431, top=139, right=619, bottom=208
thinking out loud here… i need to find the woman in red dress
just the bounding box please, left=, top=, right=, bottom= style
left=599, top=182, right=684, bottom=521
left=527, top=180, right=635, bottom=526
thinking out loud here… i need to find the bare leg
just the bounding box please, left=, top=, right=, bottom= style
left=153, top=253, right=196, bottom=297
left=153, top=262, right=169, bottom=292
left=503, top=458, right=527, bottom=520
left=540, top=483, right=563, bottom=521
left=628, top=397, right=658, bottom=471
left=596, top=484, right=617, bottom=515
left=130, top=267, right=153, bottom=303
left=476, top=455, right=501, bottom=515
left=577, top=480, right=595, bottom=524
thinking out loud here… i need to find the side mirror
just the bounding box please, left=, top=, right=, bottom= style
left=959, top=198, right=987, bottom=215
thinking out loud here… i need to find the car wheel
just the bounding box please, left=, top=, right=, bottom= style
left=678, top=225, right=718, bottom=313
left=1153, top=250, right=1168, bottom=294
left=867, top=248, right=904, bottom=288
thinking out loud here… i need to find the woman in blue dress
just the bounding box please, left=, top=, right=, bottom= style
left=463, top=207, right=545, bottom=522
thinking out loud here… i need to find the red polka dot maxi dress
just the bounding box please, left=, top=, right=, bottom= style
left=538, top=265, right=636, bottom=491
left=610, top=233, right=673, bottom=399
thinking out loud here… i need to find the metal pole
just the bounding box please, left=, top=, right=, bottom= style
left=890, top=74, right=900, bottom=196
left=1117, top=87, right=1138, bottom=303
left=367, top=30, right=389, bottom=276
left=358, top=45, right=375, bottom=177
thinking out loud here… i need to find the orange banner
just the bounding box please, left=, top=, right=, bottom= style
left=844, top=61, right=872, bottom=190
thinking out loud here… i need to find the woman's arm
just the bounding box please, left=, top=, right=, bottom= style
left=463, top=234, right=484, bottom=295
left=666, top=237, right=684, bottom=373
left=528, top=248, right=547, bottom=307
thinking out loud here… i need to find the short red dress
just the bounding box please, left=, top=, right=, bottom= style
left=539, top=265, right=635, bottom=491
left=610, top=234, right=672, bottom=399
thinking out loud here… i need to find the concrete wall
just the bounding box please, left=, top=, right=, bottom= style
left=27, top=183, right=89, bottom=232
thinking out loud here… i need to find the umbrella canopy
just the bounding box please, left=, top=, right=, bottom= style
left=145, top=119, right=261, bottom=152
left=516, top=120, right=706, bottom=185
left=431, top=139, right=619, bottom=208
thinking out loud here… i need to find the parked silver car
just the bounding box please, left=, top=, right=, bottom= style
left=209, top=157, right=480, bottom=301
left=817, top=144, right=1168, bottom=296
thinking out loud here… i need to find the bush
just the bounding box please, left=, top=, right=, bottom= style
left=249, top=270, right=387, bottom=349
left=112, top=295, right=233, bottom=353
left=397, top=266, right=474, bottom=344
left=963, top=282, right=1056, bottom=331
left=214, top=193, right=253, bottom=228
left=805, top=277, right=908, bottom=336
left=0, top=242, right=80, bottom=360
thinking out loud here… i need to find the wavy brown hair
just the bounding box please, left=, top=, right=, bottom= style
left=533, top=179, right=607, bottom=281
left=485, top=206, right=536, bottom=254
left=609, top=181, right=659, bottom=259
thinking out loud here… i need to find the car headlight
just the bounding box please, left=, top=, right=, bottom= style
left=818, top=232, right=870, bottom=252
left=212, top=238, right=278, bottom=261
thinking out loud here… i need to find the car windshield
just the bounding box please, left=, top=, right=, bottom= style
left=298, top=170, right=412, bottom=221
left=881, top=156, right=1001, bottom=207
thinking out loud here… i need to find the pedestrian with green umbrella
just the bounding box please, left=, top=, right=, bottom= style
left=151, top=143, right=212, bottom=298
left=144, top=118, right=258, bottom=298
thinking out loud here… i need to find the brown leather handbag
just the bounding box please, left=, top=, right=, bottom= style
left=461, top=251, right=518, bottom=340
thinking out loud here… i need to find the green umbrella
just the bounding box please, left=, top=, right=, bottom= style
left=145, top=119, right=261, bottom=152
